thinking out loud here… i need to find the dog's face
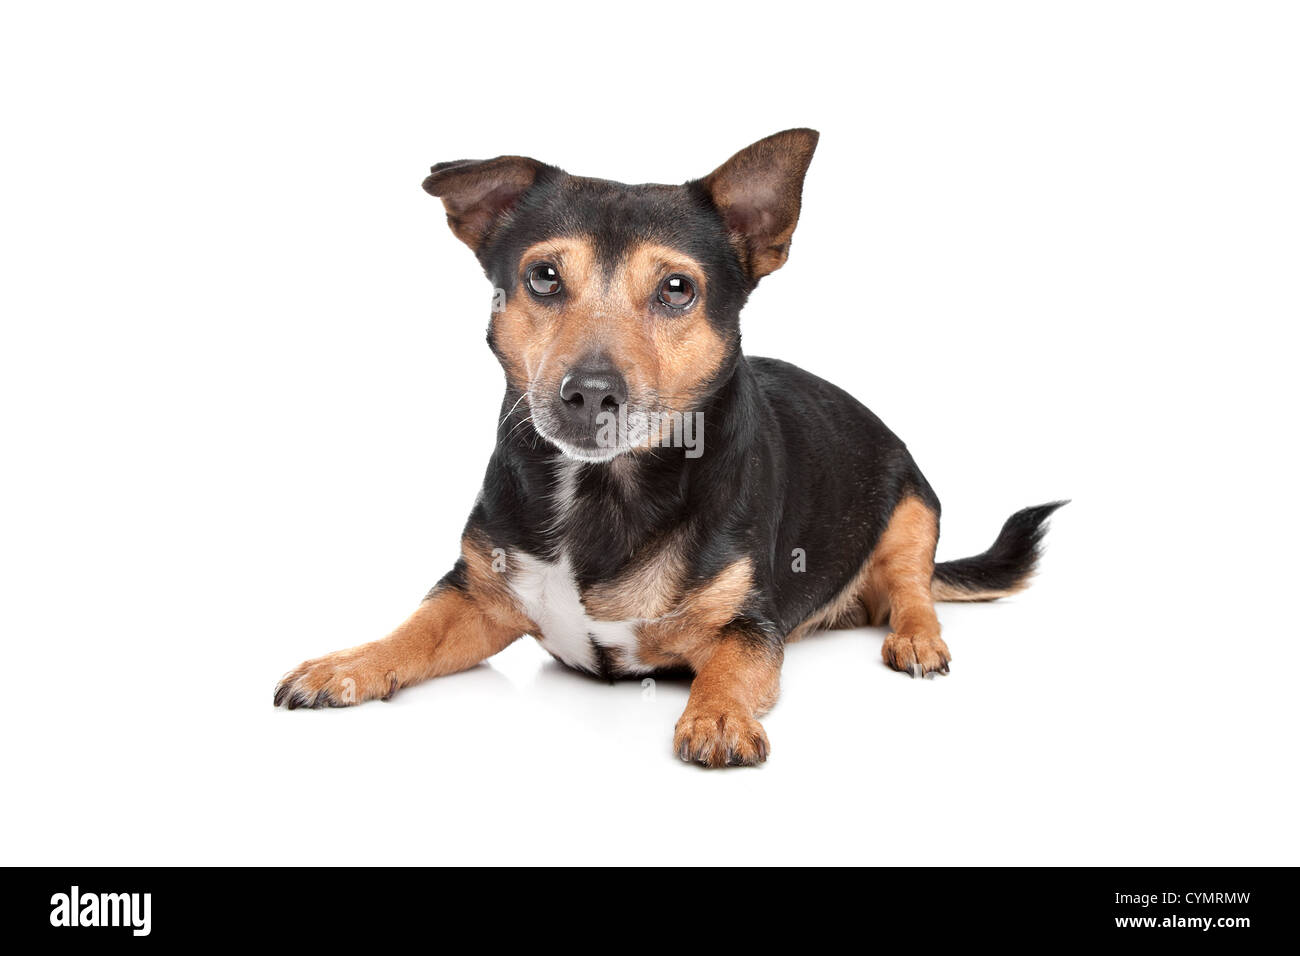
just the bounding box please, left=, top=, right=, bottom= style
left=424, top=130, right=818, bottom=461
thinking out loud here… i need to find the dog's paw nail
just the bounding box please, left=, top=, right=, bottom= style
left=381, top=671, right=398, bottom=701
left=674, top=711, right=768, bottom=768
left=883, top=632, right=952, bottom=679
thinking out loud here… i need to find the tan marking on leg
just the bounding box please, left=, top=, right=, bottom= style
left=673, top=635, right=781, bottom=768
left=863, top=497, right=951, bottom=677
left=274, top=533, right=531, bottom=708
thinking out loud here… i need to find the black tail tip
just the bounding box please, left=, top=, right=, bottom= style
left=1015, top=499, right=1070, bottom=525
left=932, top=499, right=1067, bottom=598
left=1000, top=499, right=1069, bottom=552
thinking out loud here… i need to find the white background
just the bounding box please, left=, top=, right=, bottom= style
left=2, top=2, right=1296, bottom=866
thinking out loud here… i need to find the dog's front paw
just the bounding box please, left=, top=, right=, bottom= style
left=674, top=706, right=770, bottom=768
left=882, top=631, right=951, bottom=678
left=273, top=645, right=398, bottom=709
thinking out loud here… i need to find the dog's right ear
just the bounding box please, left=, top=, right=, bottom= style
left=423, top=156, right=551, bottom=252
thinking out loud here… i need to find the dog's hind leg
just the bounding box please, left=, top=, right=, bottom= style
left=866, top=496, right=952, bottom=678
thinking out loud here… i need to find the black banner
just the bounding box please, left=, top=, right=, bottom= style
left=10, top=867, right=1289, bottom=944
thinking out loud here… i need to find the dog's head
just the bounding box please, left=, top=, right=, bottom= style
left=424, top=129, right=818, bottom=462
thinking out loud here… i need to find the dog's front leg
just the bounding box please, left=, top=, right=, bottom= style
left=673, top=629, right=783, bottom=768
left=274, top=560, right=528, bottom=708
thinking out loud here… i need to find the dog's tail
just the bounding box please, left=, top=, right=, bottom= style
left=931, top=501, right=1068, bottom=602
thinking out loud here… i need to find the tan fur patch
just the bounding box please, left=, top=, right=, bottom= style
left=582, top=528, right=690, bottom=621
left=863, top=497, right=949, bottom=676
left=460, top=529, right=538, bottom=634
left=862, top=497, right=940, bottom=631
left=634, top=558, right=755, bottom=670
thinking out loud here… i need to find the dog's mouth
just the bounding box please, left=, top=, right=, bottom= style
left=530, top=398, right=642, bottom=463
left=529, top=393, right=706, bottom=464
left=542, top=432, right=627, bottom=463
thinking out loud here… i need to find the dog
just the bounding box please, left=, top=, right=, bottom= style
left=273, top=129, right=1064, bottom=767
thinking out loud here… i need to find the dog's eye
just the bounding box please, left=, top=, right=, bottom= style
left=658, top=275, right=696, bottom=309
left=527, top=263, right=562, bottom=297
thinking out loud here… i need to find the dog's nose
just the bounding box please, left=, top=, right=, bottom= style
left=559, top=366, right=628, bottom=423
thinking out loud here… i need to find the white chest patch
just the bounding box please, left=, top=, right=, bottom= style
left=507, top=552, right=649, bottom=675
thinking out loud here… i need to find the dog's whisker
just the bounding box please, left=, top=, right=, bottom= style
left=498, top=389, right=529, bottom=428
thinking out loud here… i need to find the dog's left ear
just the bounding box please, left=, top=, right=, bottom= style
left=423, top=155, right=553, bottom=253
left=694, top=128, right=819, bottom=281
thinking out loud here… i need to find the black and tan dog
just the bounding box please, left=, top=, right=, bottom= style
left=274, top=129, right=1064, bottom=767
